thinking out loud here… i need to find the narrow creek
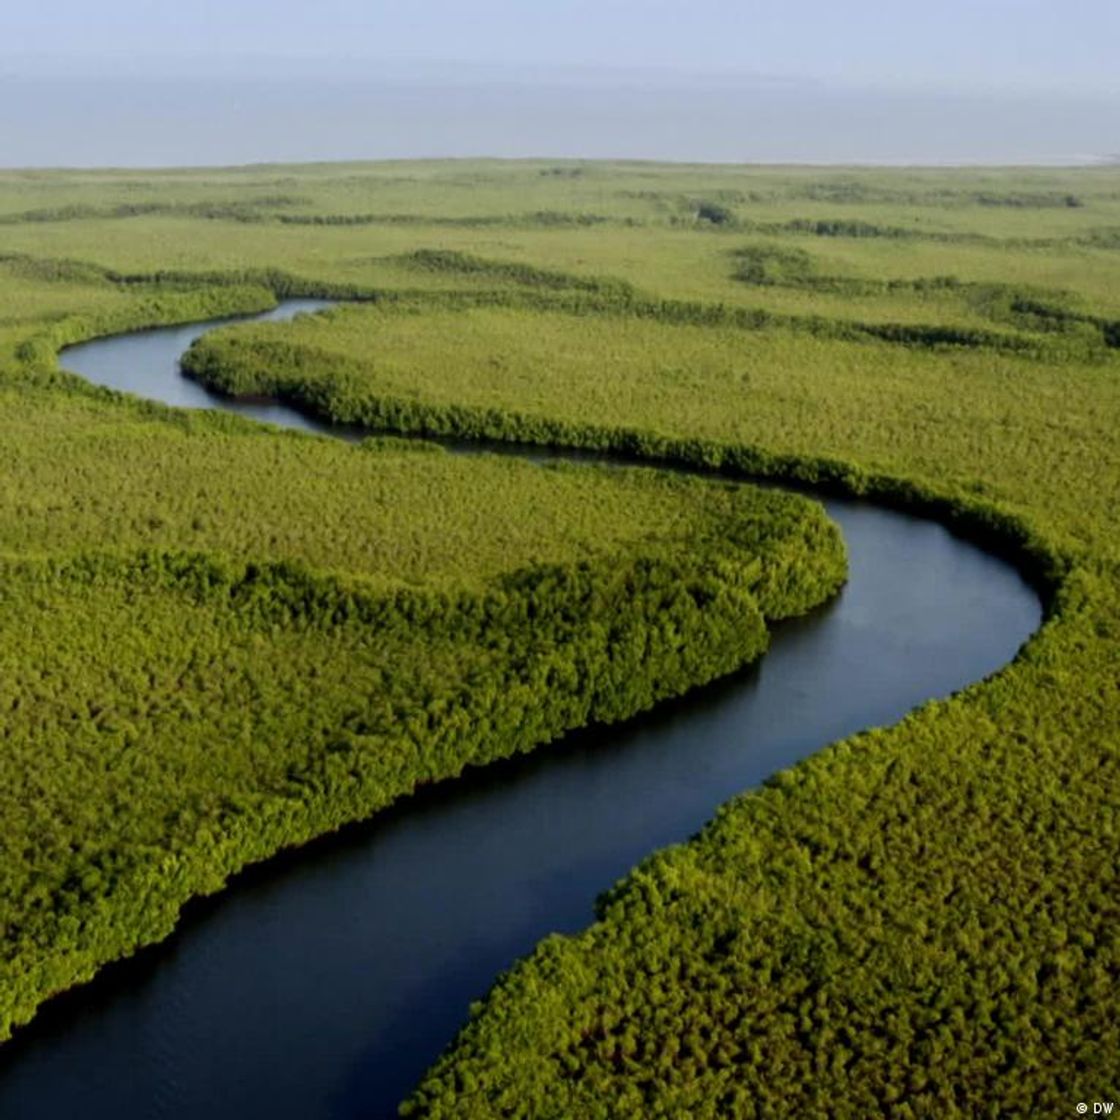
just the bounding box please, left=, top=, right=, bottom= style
left=0, top=301, right=1042, bottom=1119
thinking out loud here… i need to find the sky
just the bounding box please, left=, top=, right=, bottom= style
left=5, top=0, right=1119, bottom=92
left=2, top=1, right=1118, bottom=166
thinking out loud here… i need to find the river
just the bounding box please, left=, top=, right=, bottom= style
left=0, top=301, right=1041, bottom=1119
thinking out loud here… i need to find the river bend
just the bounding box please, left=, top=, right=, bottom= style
left=0, top=301, right=1041, bottom=1119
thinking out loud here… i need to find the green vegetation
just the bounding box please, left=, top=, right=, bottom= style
left=3, top=393, right=810, bottom=590
left=0, top=230, right=844, bottom=1042
left=0, top=478, right=841, bottom=1040
left=0, top=160, right=1116, bottom=1114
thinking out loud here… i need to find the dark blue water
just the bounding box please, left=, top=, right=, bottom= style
left=0, top=304, right=1041, bottom=1119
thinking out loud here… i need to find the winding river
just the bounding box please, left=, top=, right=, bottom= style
left=0, top=301, right=1041, bottom=1119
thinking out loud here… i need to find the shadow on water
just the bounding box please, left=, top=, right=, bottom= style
left=0, top=302, right=1042, bottom=1119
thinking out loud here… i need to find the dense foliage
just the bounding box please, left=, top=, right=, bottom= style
left=0, top=249, right=844, bottom=1042
left=0, top=392, right=814, bottom=591
left=0, top=161, right=1116, bottom=1115
left=0, top=499, right=842, bottom=1041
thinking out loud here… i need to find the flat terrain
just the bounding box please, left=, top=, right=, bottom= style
left=0, top=161, right=1117, bottom=1115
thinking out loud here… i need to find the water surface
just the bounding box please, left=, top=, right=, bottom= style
left=2, top=74, right=1113, bottom=166
left=0, top=304, right=1041, bottom=1119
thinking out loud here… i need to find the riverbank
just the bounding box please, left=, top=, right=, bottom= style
left=0, top=161, right=1110, bottom=1116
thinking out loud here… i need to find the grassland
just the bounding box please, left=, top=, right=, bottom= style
left=0, top=160, right=1117, bottom=1115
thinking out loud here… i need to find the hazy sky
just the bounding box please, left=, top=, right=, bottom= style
left=5, top=0, right=1119, bottom=93
left=2, top=2, right=1117, bottom=167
